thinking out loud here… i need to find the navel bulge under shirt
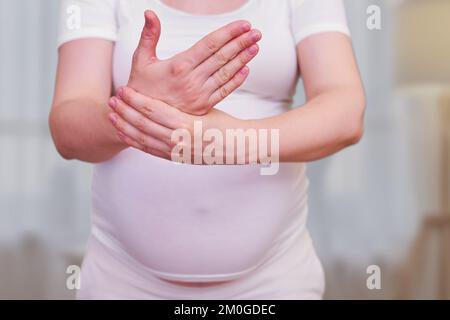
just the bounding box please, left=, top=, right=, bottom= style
left=57, top=0, right=350, bottom=282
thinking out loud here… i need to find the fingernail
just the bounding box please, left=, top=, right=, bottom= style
left=242, top=22, right=251, bottom=32
left=109, top=113, right=117, bottom=124
left=117, top=87, right=124, bottom=98
left=144, top=11, right=152, bottom=24
left=251, top=30, right=261, bottom=42
left=247, top=44, right=259, bottom=55
left=109, top=97, right=117, bottom=109
left=117, top=131, right=126, bottom=141
left=240, top=66, right=249, bottom=75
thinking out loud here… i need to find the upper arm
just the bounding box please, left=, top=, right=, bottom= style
left=52, top=39, right=114, bottom=107
left=289, top=0, right=363, bottom=101
left=53, top=0, right=118, bottom=106
left=296, top=33, right=364, bottom=101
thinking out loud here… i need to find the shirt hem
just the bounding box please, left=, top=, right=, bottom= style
left=295, top=23, right=351, bottom=44
left=57, top=28, right=117, bottom=48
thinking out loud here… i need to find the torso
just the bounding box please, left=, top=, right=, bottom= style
left=91, top=0, right=311, bottom=283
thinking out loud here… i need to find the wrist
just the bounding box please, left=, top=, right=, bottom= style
left=206, top=116, right=259, bottom=165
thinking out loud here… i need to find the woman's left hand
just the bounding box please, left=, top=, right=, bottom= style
left=107, top=86, right=241, bottom=163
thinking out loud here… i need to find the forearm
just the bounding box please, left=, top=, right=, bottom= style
left=107, top=86, right=365, bottom=165
left=49, top=99, right=127, bottom=163
left=242, top=89, right=365, bottom=163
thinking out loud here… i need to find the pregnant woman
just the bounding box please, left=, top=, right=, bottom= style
left=50, top=0, right=365, bottom=299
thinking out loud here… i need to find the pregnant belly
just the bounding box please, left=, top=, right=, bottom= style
left=91, top=148, right=305, bottom=281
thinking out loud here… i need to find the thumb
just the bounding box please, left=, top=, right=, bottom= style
left=134, top=10, right=161, bottom=64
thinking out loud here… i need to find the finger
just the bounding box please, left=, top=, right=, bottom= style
left=196, top=29, right=261, bottom=78
left=132, top=10, right=161, bottom=65
left=205, top=44, right=258, bottom=92
left=184, top=20, right=252, bottom=67
left=109, top=96, right=172, bottom=144
left=208, top=66, right=250, bottom=107
left=109, top=112, right=172, bottom=154
left=116, top=131, right=171, bottom=160
left=117, top=86, right=184, bottom=129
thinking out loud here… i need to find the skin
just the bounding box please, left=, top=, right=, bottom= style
left=108, top=34, right=366, bottom=163
left=50, top=11, right=261, bottom=162
left=51, top=2, right=365, bottom=164
left=50, top=0, right=366, bottom=286
left=128, top=11, right=262, bottom=116
left=108, top=2, right=365, bottom=288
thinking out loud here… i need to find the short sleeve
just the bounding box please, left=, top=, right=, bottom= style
left=289, top=0, right=351, bottom=44
left=57, top=0, right=118, bottom=48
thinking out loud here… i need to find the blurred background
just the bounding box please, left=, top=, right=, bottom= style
left=0, top=0, right=449, bottom=299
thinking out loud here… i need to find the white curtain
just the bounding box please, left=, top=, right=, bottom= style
left=0, top=0, right=90, bottom=299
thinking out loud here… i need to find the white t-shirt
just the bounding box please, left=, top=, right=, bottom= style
left=58, top=0, right=350, bottom=282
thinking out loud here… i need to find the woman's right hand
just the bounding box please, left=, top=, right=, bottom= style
left=127, top=10, right=262, bottom=116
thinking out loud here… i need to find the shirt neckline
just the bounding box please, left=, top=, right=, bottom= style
left=155, top=0, right=254, bottom=18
